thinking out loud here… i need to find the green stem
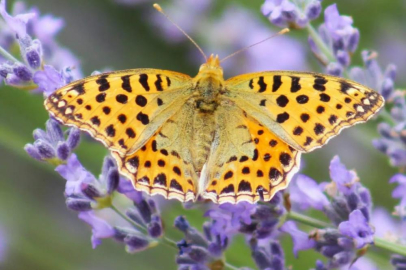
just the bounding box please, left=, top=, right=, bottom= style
left=374, top=237, right=406, bottom=258
left=288, top=211, right=406, bottom=257
left=306, top=24, right=336, bottom=62
left=287, top=211, right=330, bottom=229
left=0, top=44, right=20, bottom=63
left=224, top=262, right=240, bottom=270
left=110, top=204, right=147, bottom=233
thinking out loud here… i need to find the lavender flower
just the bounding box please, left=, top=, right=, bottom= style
left=33, top=65, right=73, bottom=96
left=261, top=0, right=322, bottom=28
left=56, top=154, right=121, bottom=211
left=0, top=0, right=81, bottom=91
left=351, top=50, right=397, bottom=100
left=338, top=209, right=374, bottom=249
left=78, top=211, right=116, bottom=248
left=0, top=0, right=35, bottom=39
left=280, top=221, right=316, bottom=256
left=24, top=118, right=80, bottom=163
left=251, top=240, right=285, bottom=270
left=286, top=156, right=375, bottom=267
left=390, top=174, right=406, bottom=218
left=302, top=4, right=360, bottom=76
left=289, top=174, right=329, bottom=211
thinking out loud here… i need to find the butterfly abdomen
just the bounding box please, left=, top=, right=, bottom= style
left=191, top=111, right=216, bottom=172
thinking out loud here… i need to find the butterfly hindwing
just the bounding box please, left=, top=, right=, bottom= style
left=45, top=69, right=193, bottom=155
left=112, top=102, right=198, bottom=202
left=201, top=103, right=301, bottom=204
left=225, top=71, right=384, bottom=152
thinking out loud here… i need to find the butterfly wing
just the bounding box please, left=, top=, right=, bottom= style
left=112, top=101, right=198, bottom=202
left=225, top=71, right=384, bottom=152
left=45, top=69, right=193, bottom=155
left=201, top=103, right=301, bottom=204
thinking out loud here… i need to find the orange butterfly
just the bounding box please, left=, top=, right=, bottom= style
left=44, top=5, right=384, bottom=204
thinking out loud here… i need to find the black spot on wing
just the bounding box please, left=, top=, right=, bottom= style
left=154, top=173, right=167, bottom=186
left=290, top=76, right=301, bottom=92
left=155, top=74, right=163, bottom=91
left=121, top=75, right=132, bottom=92
left=139, top=74, right=149, bottom=91
left=340, top=81, right=352, bottom=93
left=258, top=76, right=267, bottom=93
left=72, top=82, right=85, bottom=95
left=96, top=75, right=110, bottom=91
left=238, top=181, right=252, bottom=192
left=272, top=75, right=282, bottom=92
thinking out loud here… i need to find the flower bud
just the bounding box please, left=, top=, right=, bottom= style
left=147, top=215, right=163, bottom=238
left=66, top=197, right=92, bottom=211
left=305, top=1, right=322, bottom=20
left=34, top=140, right=55, bottom=159
left=66, top=128, right=81, bottom=149
left=56, top=141, right=70, bottom=160
left=13, top=64, right=32, bottom=81
left=81, top=183, right=102, bottom=199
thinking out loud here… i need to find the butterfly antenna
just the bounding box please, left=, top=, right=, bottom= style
left=220, top=28, right=290, bottom=63
left=153, top=3, right=207, bottom=62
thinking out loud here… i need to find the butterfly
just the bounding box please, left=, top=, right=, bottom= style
left=44, top=53, right=384, bottom=204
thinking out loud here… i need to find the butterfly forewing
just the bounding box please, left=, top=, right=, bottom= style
left=225, top=71, right=384, bottom=152
left=202, top=104, right=301, bottom=204
left=45, top=69, right=193, bottom=155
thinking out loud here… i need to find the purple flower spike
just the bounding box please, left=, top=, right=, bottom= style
left=290, top=174, right=329, bottom=211
left=78, top=211, right=115, bottom=249
left=25, top=118, right=80, bottom=162
left=280, top=221, right=316, bottom=256
left=329, top=156, right=358, bottom=195
left=0, top=0, right=35, bottom=38
left=338, top=210, right=374, bottom=249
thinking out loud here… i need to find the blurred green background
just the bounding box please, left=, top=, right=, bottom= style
left=0, top=0, right=405, bottom=269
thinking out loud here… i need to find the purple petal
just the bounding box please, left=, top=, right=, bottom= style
left=329, top=156, right=357, bottom=195
left=33, top=65, right=65, bottom=96
left=55, top=154, right=96, bottom=196
left=338, top=210, right=374, bottom=249
left=78, top=211, right=115, bottom=249
left=280, top=221, right=316, bottom=256
left=117, top=178, right=143, bottom=203
left=290, top=174, right=329, bottom=211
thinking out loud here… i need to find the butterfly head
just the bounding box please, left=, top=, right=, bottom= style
left=198, top=54, right=223, bottom=75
